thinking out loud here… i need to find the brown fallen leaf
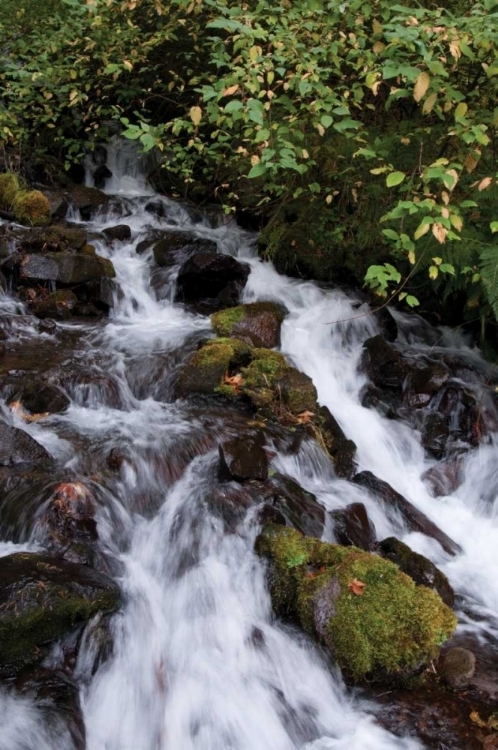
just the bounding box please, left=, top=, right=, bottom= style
left=9, top=400, right=50, bottom=422
left=53, top=482, right=88, bottom=502
left=470, top=710, right=487, bottom=728
left=348, top=578, right=366, bottom=596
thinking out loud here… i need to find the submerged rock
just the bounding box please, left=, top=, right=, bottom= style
left=0, top=552, right=120, bottom=674
left=379, top=536, right=454, bottom=607
left=352, top=471, right=461, bottom=556
left=65, top=184, right=109, bottom=219
left=175, top=253, right=250, bottom=313
left=211, top=302, right=287, bottom=348
left=14, top=382, right=70, bottom=415
left=0, top=424, right=54, bottom=468
left=219, top=435, right=269, bottom=482
left=256, top=524, right=457, bottom=682
left=153, top=232, right=217, bottom=267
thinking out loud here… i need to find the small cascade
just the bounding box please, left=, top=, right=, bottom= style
left=0, top=142, right=497, bottom=750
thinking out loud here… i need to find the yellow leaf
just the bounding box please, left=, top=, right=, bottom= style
left=441, top=190, right=450, bottom=205
left=450, top=214, right=463, bottom=231
left=325, top=195, right=333, bottom=204
left=408, top=250, right=416, bottom=264
left=423, top=92, right=437, bottom=114
left=432, top=257, right=442, bottom=266
left=316, top=123, right=325, bottom=136
left=445, top=169, right=459, bottom=191
left=249, top=45, right=261, bottom=62
left=432, top=223, right=447, bottom=244
left=449, top=40, right=461, bottom=59
left=464, top=152, right=479, bottom=173
left=429, top=265, right=439, bottom=279
left=250, top=155, right=260, bottom=166
left=373, top=41, right=385, bottom=54
left=441, top=206, right=450, bottom=219
left=372, top=18, right=383, bottom=34
left=413, top=71, right=430, bottom=103
left=414, top=222, right=430, bottom=240
left=478, top=176, right=493, bottom=191
left=69, top=90, right=78, bottom=102
left=455, top=102, right=468, bottom=119
left=189, top=106, right=202, bottom=127
left=302, top=149, right=309, bottom=159
left=123, top=60, right=133, bottom=71
left=222, top=84, right=239, bottom=97
left=470, top=711, right=487, bottom=729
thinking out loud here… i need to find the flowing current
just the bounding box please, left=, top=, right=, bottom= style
left=1, top=148, right=498, bottom=750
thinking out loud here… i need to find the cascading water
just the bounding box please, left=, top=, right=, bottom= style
left=1, top=145, right=497, bottom=750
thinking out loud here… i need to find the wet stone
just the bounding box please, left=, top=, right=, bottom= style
left=153, top=232, right=217, bottom=268
left=15, top=382, right=70, bottom=415
left=103, top=224, right=131, bottom=243
left=0, top=423, right=54, bottom=469
left=440, top=647, right=476, bottom=688
left=362, top=335, right=410, bottom=391
left=331, top=502, right=376, bottom=551
left=219, top=435, right=269, bottom=482
left=175, top=253, right=250, bottom=313
left=379, top=536, right=454, bottom=608
left=261, top=472, right=325, bottom=538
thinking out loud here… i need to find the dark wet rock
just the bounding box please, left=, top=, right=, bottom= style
left=256, top=523, right=457, bottom=682
left=379, top=537, right=454, bottom=607
left=261, top=473, right=325, bottom=538
left=79, top=243, right=96, bottom=256
left=38, top=482, right=99, bottom=566
left=45, top=366, right=123, bottom=410
left=14, top=382, right=70, bottom=415
left=93, top=164, right=112, bottom=189
left=106, top=448, right=126, bottom=472
left=375, top=307, right=398, bottom=342
left=103, top=224, right=131, bottom=243
left=0, top=552, right=120, bottom=675
left=352, top=471, right=461, bottom=556
left=440, top=647, right=476, bottom=688
left=14, top=668, right=86, bottom=750
left=362, top=335, right=410, bottom=391
left=175, top=253, right=250, bottom=313
left=153, top=232, right=217, bottom=268
left=31, top=290, right=78, bottom=320
left=421, top=412, right=451, bottom=459
left=0, top=342, right=5, bottom=357
left=403, top=363, right=450, bottom=408
left=219, top=435, right=269, bottom=482
left=66, top=184, right=109, bottom=219
left=211, top=302, right=287, bottom=349
left=331, top=503, right=376, bottom=551
left=43, top=190, right=70, bottom=220
left=318, top=405, right=357, bottom=479
left=0, top=424, right=54, bottom=468
left=87, top=276, right=118, bottom=310
left=19, top=252, right=115, bottom=286
left=38, top=318, right=57, bottom=335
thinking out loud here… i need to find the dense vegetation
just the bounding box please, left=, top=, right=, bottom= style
left=0, top=0, right=497, bottom=338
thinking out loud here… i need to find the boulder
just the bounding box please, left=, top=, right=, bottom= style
left=93, top=164, right=112, bottom=189
left=261, top=472, right=325, bottom=538
left=175, top=253, right=250, bottom=312
left=241, top=349, right=317, bottom=416
left=16, top=225, right=88, bottom=253
left=331, top=502, right=376, bottom=550
left=153, top=232, right=217, bottom=267
left=318, top=405, right=358, bottom=478
left=103, top=224, right=131, bottom=243
left=30, top=290, right=79, bottom=320
left=211, top=302, right=287, bottom=348
left=362, top=335, right=410, bottom=391
left=175, top=340, right=249, bottom=399
left=0, top=552, right=120, bottom=674
left=375, top=307, right=398, bottom=342
left=38, top=318, right=57, bottom=335
left=219, top=435, right=269, bottom=482
left=256, top=524, right=457, bottom=682
left=422, top=458, right=464, bottom=497
left=352, top=471, right=461, bottom=556
left=14, top=382, right=70, bottom=415
left=0, top=424, right=54, bottom=468
left=379, top=537, right=454, bottom=607
left=19, top=253, right=115, bottom=286
left=65, top=184, right=109, bottom=219
left=38, top=482, right=99, bottom=566
left=439, top=647, right=476, bottom=688
left=403, top=364, right=450, bottom=409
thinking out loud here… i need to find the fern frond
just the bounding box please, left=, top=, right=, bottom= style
left=479, top=243, right=498, bottom=322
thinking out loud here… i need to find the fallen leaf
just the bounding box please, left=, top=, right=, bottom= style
left=470, top=710, right=487, bottom=728
left=53, top=482, right=88, bottom=502
left=222, top=84, right=239, bottom=97
left=348, top=578, right=366, bottom=596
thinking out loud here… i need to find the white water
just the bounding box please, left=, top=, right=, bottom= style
left=1, top=149, right=498, bottom=749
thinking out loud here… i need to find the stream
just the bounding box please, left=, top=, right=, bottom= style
left=1, top=145, right=497, bottom=750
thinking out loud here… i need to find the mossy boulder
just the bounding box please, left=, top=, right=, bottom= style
left=12, top=190, right=51, bottom=226
left=175, top=338, right=252, bottom=398
left=0, top=552, right=120, bottom=675
left=211, top=302, right=287, bottom=348
left=19, top=253, right=115, bottom=285
left=17, top=225, right=88, bottom=253
left=256, top=524, right=457, bottom=682
left=0, top=172, right=21, bottom=210
left=241, top=349, right=317, bottom=416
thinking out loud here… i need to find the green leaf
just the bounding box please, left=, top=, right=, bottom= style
left=491, top=222, right=498, bottom=234
left=247, top=162, right=268, bottom=179
left=224, top=100, right=243, bottom=113
left=320, top=114, right=333, bottom=128
left=386, top=171, right=405, bottom=187
left=382, top=229, right=399, bottom=241
left=406, top=295, right=420, bottom=307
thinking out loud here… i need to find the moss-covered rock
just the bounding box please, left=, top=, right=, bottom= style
left=0, top=172, right=21, bottom=210
left=241, top=349, right=317, bottom=415
left=175, top=339, right=251, bottom=398
left=0, top=552, right=120, bottom=675
left=12, top=190, right=51, bottom=226
left=256, top=524, right=457, bottom=682
left=211, top=302, right=286, bottom=348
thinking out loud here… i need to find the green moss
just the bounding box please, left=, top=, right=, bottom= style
left=256, top=524, right=457, bottom=682
left=96, top=256, right=116, bottom=278
left=12, top=190, right=51, bottom=226
left=242, top=349, right=287, bottom=389
left=203, top=337, right=253, bottom=367
left=0, top=172, right=21, bottom=210
left=211, top=306, right=245, bottom=337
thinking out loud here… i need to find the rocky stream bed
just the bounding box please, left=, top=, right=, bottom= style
left=0, top=149, right=498, bottom=750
